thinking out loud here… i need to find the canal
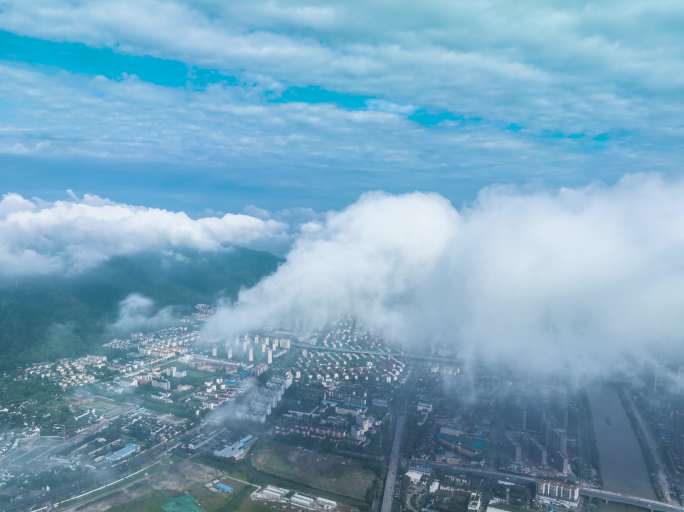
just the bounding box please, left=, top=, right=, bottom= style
left=587, top=383, right=655, bottom=499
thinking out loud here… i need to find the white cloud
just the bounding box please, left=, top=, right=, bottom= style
left=0, top=191, right=286, bottom=276
left=109, top=293, right=178, bottom=333
left=1, top=0, right=683, bottom=139
left=205, top=174, right=684, bottom=379
left=0, top=192, right=36, bottom=218
left=0, top=3, right=682, bottom=187
left=1, top=63, right=576, bottom=180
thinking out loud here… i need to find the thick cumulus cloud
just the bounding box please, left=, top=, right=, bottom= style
left=0, top=192, right=286, bottom=276
left=205, top=174, right=684, bottom=377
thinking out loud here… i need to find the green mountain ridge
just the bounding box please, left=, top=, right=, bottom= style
left=0, top=247, right=280, bottom=368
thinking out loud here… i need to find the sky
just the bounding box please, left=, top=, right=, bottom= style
left=1, top=0, right=683, bottom=213
left=2, top=1, right=684, bottom=376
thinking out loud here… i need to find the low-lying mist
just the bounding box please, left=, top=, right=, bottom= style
left=107, top=293, right=180, bottom=334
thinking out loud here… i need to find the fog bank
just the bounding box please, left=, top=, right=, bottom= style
left=205, top=174, right=684, bottom=377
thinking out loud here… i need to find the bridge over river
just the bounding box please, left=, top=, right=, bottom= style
left=581, top=488, right=684, bottom=512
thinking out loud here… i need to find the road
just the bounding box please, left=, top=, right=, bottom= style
left=24, top=420, right=215, bottom=512
left=29, top=458, right=163, bottom=512
left=381, top=408, right=407, bottom=512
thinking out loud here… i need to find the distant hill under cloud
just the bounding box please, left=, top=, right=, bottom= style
left=0, top=247, right=280, bottom=368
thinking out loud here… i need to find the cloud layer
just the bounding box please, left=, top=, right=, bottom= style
left=205, top=174, right=684, bottom=378
left=3, top=0, right=683, bottom=135
left=0, top=191, right=286, bottom=276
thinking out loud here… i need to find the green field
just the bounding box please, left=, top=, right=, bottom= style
left=102, top=484, right=243, bottom=512
left=106, top=490, right=171, bottom=512
left=250, top=440, right=377, bottom=501
left=162, top=494, right=204, bottom=512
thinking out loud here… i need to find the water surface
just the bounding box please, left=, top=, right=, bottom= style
left=587, top=384, right=655, bottom=499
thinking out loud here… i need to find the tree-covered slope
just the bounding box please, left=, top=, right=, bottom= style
left=0, top=247, right=280, bottom=367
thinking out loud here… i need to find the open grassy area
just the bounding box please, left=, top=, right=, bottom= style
left=161, top=494, right=204, bottom=512
left=97, top=479, right=243, bottom=512
left=105, top=490, right=170, bottom=512
left=67, top=467, right=161, bottom=512
left=68, top=459, right=235, bottom=512
left=81, top=449, right=370, bottom=512
left=250, top=440, right=377, bottom=501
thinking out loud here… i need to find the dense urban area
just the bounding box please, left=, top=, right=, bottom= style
left=1, top=307, right=683, bottom=512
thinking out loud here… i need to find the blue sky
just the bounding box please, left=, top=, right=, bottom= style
left=1, top=1, right=683, bottom=214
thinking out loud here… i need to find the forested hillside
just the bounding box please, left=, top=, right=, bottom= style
left=0, top=248, right=280, bottom=367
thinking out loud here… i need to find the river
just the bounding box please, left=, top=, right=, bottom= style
left=587, top=383, right=655, bottom=499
